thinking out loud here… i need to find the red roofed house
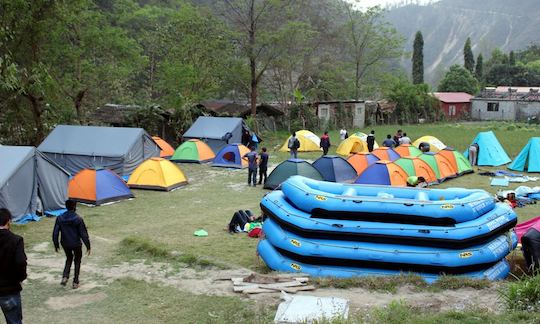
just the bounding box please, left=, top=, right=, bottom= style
left=432, top=92, right=473, bottom=120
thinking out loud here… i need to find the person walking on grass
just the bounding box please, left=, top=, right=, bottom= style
left=52, top=200, right=91, bottom=289
left=258, top=147, right=269, bottom=185
left=288, top=132, right=300, bottom=159
left=320, top=131, right=331, bottom=155
left=366, top=130, right=375, bottom=152
left=0, top=209, right=27, bottom=324
left=243, top=146, right=259, bottom=187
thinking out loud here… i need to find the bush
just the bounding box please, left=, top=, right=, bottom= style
left=499, top=272, right=540, bottom=311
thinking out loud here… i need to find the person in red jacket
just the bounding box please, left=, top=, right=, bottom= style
left=53, top=200, right=91, bottom=289
left=320, top=131, right=331, bottom=155
left=0, top=208, right=27, bottom=324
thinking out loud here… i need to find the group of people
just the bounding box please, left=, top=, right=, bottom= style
left=242, top=146, right=270, bottom=186
left=382, top=129, right=412, bottom=148
left=0, top=200, right=91, bottom=323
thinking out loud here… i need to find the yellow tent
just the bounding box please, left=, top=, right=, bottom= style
left=353, top=132, right=379, bottom=149
left=336, top=136, right=368, bottom=155
left=279, top=130, right=322, bottom=152
left=128, top=157, right=188, bottom=191
left=412, top=136, right=447, bottom=153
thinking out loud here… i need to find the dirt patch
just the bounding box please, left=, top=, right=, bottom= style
left=31, top=242, right=50, bottom=252
left=45, top=292, right=107, bottom=310
left=27, top=250, right=503, bottom=313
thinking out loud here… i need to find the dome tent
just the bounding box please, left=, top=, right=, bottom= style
left=312, top=156, right=357, bottom=183
left=171, top=139, right=215, bottom=163
left=418, top=153, right=458, bottom=181
left=212, top=143, right=250, bottom=168
left=336, top=136, right=368, bottom=156
left=437, top=148, right=473, bottom=176
left=509, top=138, right=540, bottom=172
left=279, top=130, right=321, bottom=152
left=152, top=136, right=175, bottom=158
left=394, top=144, right=423, bottom=157
left=352, top=132, right=379, bottom=149
left=128, top=158, right=188, bottom=191
left=355, top=160, right=408, bottom=186
left=394, top=157, right=438, bottom=184
left=69, top=169, right=134, bottom=205
left=412, top=136, right=446, bottom=153
left=264, top=159, right=323, bottom=190
left=371, top=147, right=400, bottom=161
left=347, top=152, right=380, bottom=175
left=463, top=131, right=511, bottom=166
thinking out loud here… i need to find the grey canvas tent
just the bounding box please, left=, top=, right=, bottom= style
left=183, top=117, right=247, bottom=152
left=0, top=146, right=69, bottom=223
left=38, top=125, right=160, bottom=176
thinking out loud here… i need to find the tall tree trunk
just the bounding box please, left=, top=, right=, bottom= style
left=355, top=61, right=360, bottom=100
left=248, top=0, right=258, bottom=132
left=24, top=93, right=45, bottom=145
left=74, top=89, right=87, bottom=125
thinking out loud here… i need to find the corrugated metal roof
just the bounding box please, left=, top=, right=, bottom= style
left=432, top=92, right=473, bottom=103
left=495, top=86, right=540, bottom=93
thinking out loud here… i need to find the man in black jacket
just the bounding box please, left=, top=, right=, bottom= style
left=52, top=200, right=91, bottom=289
left=0, top=208, right=27, bottom=324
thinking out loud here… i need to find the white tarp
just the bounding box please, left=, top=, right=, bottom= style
left=274, top=292, right=349, bottom=323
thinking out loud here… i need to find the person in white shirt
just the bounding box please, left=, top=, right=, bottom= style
left=399, top=132, right=411, bottom=145
left=339, top=128, right=347, bottom=140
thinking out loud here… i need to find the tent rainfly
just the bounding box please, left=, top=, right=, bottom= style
left=279, top=130, right=322, bottom=152
left=509, top=138, right=540, bottom=172
left=69, top=169, right=134, bottom=205
left=0, top=146, right=69, bottom=223
left=38, top=125, right=160, bottom=176
left=264, top=159, right=323, bottom=190
left=183, top=117, right=248, bottom=153
left=412, top=136, right=446, bottom=153
left=463, top=131, right=511, bottom=166
left=312, top=156, right=357, bottom=183
left=152, top=136, right=175, bottom=158
left=128, top=158, right=188, bottom=191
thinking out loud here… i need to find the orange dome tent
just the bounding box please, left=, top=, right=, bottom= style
left=68, top=169, right=134, bottom=205
left=394, top=144, right=423, bottom=157
left=394, top=157, right=438, bottom=184
left=371, top=147, right=400, bottom=161
left=347, top=152, right=380, bottom=175
left=355, top=160, right=408, bottom=186
left=152, top=136, right=175, bottom=158
left=171, top=139, right=215, bottom=163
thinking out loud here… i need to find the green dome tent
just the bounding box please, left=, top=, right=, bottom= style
left=264, top=159, right=323, bottom=190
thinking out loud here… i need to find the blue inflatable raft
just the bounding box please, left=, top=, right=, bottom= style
left=261, top=191, right=517, bottom=249
left=257, top=239, right=511, bottom=283
left=263, top=217, right=517, bottom=273
left=281, top=176, right=496, bottom=225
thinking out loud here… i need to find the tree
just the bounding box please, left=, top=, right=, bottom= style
left=343, top=5, right=403, bottom=99
left=222, top=0, right=293, bottom=128
left=412, top=31, right=424, bottom=84
left=438, top=65, right=478, bottom=94
left=475, top=53, right=484, bottom=80
left=463, top=37, right=475, bottom=73
left=509, top=50, right=516, bottom=66
left=46, top=0, right=144, bottom=124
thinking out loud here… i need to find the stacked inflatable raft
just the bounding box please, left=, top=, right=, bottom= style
left=257, top=176, right=518, bottom=283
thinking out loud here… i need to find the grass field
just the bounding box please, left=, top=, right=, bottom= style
left=12, top=121, right=540, bottom=323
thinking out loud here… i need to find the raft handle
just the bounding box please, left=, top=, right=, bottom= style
left=418, top=229, right=430, bottom=234
left=352, top=200, right=363, bottom=203
left=404, top=203, right=414, bottom=207
left=331, top=224, right=344, bottom=228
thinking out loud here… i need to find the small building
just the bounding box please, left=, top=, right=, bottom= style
left=315, top=100, right=366, bottom=128
left=471, top=87, right=540, bottom=121
left=432, top=92, right=473, bottom=120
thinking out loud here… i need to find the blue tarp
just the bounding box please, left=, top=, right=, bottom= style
left=464, top=131, right=511, bottom=166
left=509, top=138, right=540, bottom=172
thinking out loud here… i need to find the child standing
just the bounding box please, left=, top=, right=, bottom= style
left=258, top=147, right=269, bottom=185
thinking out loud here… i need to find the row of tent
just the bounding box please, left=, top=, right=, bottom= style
left=263, top=146, right=473, bottom=189
left=277, top=129, right=540, bottom=173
